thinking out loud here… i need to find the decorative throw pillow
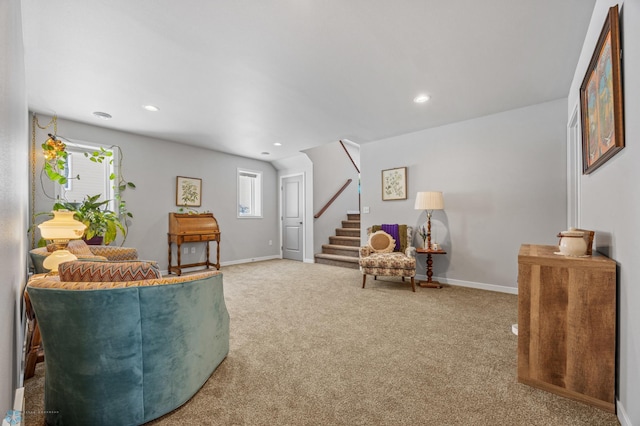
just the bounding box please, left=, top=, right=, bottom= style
left=58, top=260, right=161, bottom=282
left=368, top=231, right=396, bottom=253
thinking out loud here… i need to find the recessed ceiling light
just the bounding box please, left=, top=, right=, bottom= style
left=273, top=142, right=282, bottom=146
left=143, top=105, right=160, bottom=112
left=413, top=94, right=430, bottom=104
left=261, top=152, right=270, bottom=155
left=92, top=111, right=112, bottom=120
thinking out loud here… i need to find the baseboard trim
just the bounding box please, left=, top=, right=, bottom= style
left=160, top=255, right=282, bottom=275
left=4, top=387, right=24, bottom=426
left=617, top=399, right=630, bottom=426
left=221, top=255, right=281, bottom=267
left=415, top=274, right=518, bottom=294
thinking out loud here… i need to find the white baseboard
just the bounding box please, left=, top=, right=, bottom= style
left=160, top=255, right=282, bottom=275
left=415, top=274, right=518, bottom=294
left=3, top=387, right=24, bottom=426
left=221, top=255, right=281, bottom=267
left=617, top=399, right=631, bottom=426
left=304, top=258, right=315, bottom=264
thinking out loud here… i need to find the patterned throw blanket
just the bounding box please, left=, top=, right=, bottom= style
left=381, top=224, right=400, bottom=251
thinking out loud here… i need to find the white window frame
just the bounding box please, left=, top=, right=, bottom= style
left=237, top=168, right=263, bottom=218
left=55, top=140, right=117, bottom=211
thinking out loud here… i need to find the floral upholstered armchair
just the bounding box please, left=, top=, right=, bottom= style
left=359, top=224, right=416, bottom=292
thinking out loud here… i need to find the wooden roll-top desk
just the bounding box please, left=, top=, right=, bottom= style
left=168, top=213, right=220, bottom=275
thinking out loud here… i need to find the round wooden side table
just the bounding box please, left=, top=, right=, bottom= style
left=416, top=247, right=447, bottom=288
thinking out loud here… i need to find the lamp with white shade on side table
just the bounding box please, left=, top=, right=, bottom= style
left=38, top=210, right=86, bottom=273
left=414, top=191, right=446, bottom=288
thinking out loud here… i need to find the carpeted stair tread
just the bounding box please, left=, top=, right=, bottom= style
left=321, top=244, right=359, bottom=258
left=328, top=236, right=360, bottom=247
left=335, top=228, right=360, bottom=237
left=314, top=253, right=359, bottom=263
left=321, top=244, right=359, bottom=251
left=341, top=220, right=361, bottom=228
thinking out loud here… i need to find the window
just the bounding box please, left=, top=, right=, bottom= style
left=237, top=169, right=262, bottom=218
left=57, top=142, right=116, bottom=210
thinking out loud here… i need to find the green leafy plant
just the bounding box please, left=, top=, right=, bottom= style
left=36, top=134, right=135, bottom=246
left=53, top=195, right=126, bottom=245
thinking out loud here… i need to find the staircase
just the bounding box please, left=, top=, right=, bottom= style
left=314, top=213, right=360, bottom=269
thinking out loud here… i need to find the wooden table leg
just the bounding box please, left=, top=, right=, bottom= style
left=418, top=252, right=442, bottom=288
left=24, top=292, right=44, bottom=379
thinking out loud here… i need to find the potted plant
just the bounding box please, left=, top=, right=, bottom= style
left=33, top=126, right=135, bottom=246
left=52, top=195, right=127, bottom=245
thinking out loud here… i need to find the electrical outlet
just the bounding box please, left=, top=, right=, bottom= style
left=183, top=247, right=188, bottom=255
left=268, top=240, right=273, bottom=246
left=362, top=206, right=370, bottom=213
left=191, top=247, right=196, bottom=254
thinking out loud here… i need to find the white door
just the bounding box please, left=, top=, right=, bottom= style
left=282, top=174, right=304, bottom=261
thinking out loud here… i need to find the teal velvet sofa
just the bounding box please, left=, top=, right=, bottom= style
left=27, top=264, right=230, bottom=426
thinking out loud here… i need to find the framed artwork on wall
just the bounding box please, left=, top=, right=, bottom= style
left=176, top=176, right=202, bottom=207
left=381, top=167, right=407, bottom=201
left=580, top=5, right=624, bottom=175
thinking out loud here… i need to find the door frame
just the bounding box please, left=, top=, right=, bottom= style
left=567, top=102, right=582, bottom=228
left=279, top=172, right=306, bottom=261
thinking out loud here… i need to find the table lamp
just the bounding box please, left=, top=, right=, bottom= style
left=38, top=210, right=86, bottom=273
left=414, top=191, right=444, bottom=249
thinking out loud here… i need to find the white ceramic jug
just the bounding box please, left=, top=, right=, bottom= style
left=558, top=230, right=587, bottom=256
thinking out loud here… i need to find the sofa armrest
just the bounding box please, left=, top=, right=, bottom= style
left=89, top=246, right=138, bottom=261
left=405, top=246, right=416, bottom=258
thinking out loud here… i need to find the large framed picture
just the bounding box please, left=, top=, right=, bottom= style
left=381, top=167, right=407, bottom=201
left=176, top=176, right=202, bottom=207
left=580, top=5, right=624, bottom=175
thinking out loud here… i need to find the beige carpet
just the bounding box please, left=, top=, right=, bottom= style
left=24, top=260, right=619, bottom=425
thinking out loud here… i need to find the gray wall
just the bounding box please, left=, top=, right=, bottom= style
left=1, top=0, right=29, bottom=409
left=567, top=1, right=638, bottom=423
left=360, top=99, right=568, bottom=292
left=303, top=141, right=360, bottom=254
left=31, top=116, right=280, bottom=270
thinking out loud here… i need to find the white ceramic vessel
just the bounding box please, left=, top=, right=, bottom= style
left=558, top=231, right=587, bottom=256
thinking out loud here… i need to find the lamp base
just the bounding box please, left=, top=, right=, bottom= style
left=42, top=249, right=78, bottom=272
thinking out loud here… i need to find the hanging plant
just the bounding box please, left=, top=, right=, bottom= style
left=42, top=134, right=76, bottom=185
left=32, top=113, right=136, bottom=246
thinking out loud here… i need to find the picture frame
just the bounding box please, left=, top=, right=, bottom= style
left=579, top=5, right=624, bottom=175
left=381, top=167, right=407, bottom=201
left=176, top=176, right=202, bottom=207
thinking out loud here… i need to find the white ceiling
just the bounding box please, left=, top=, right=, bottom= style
left=21, top=0, right=596, bottom=162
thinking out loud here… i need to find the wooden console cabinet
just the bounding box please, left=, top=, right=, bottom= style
left=517, top=244, right=616, bottom=412
left=168, top=213, right=220, bottom=275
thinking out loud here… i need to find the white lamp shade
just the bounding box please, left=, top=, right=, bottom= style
left=42, top=250, right=78, bottom=272
left=414, top=191, right=444, bottom=210
left=38, top=210, right=86, bottom=240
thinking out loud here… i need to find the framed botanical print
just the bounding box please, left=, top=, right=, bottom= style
left=381, top=167, right=407, bottom=201
left=176, top=176, right=202, bottom=207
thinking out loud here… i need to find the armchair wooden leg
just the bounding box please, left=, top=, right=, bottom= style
left=362, top=274, right=367, bottom=288
left=402, top=277, right=405, bottom=282
left=411, top=277, right=416, bottom=292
